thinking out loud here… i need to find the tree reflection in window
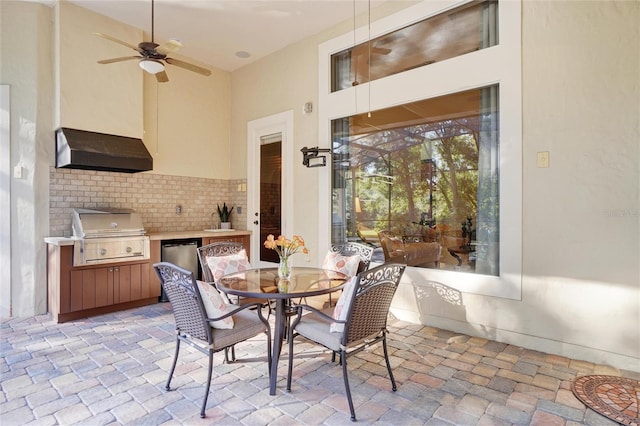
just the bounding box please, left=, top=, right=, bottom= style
left=331, top=85, right=499, bottom=275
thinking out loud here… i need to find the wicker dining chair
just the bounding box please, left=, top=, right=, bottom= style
left=286, top=263, right=406, bottom=421
left=197, top=241, right=273, bottom=308
left=197, top=241, right=248, bottom=285
left=153, top=262, right=271, bottom=419
left=329, top=242, right=375, bottom=274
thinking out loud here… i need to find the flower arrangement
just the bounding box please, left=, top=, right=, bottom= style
left=263, top=234, right=309, bottom=259
left=264, top=234, right=309, bottom=280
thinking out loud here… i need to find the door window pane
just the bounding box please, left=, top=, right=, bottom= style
left=331, top=85, right=499, bottom=275
left=260, top=137, right=282, bottom=263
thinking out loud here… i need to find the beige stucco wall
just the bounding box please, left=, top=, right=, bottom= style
left=58, top=2, right=142, bottom=137
left=230, top=0, right=639, bottom=371
left=1, top=1, right=54, bottom=317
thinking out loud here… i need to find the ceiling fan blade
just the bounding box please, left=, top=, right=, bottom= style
left=156, top=71, right=169, bottom=83
left=94, top=32, right=141, bottom=53
left=97, top=56, right=140, bottom=64
left=165, top=58, right=212, bottom=76
left=156, top=39, right=183, bottom=55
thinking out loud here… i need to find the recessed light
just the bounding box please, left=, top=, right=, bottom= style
left=235, top=51, right=251, bottom=59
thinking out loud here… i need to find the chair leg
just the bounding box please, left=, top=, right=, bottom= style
left=286, top=330, right=294, bottom=391
left=382, top=335, right=397, bottom=391
left=341, top=350, right=356, bottom=421
left=200, top=350, right=214, bottom=418
left=166, top=337, right=181, bottom=391
left=266, top=330, right=272, bottom=381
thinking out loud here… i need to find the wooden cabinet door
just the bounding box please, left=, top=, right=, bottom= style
left=114, top=265, right=130, bottom=303
left=139, top=262, right=155, bottom=298
left=112, top=263, right=153, bottom=303
left=69, top=267, right=114, bottom=311
left=95, top=267, right=112, bottom=307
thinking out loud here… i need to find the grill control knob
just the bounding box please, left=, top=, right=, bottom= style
left=100, top=248, right=107, bottom=256
left=126, top=246, right=132, bottom=253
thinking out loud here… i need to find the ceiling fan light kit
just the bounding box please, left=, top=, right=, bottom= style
left=139, top=59, right=164, bottom=74
left=95, top=0, right=210, bottom=83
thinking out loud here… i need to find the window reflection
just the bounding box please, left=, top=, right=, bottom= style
left=331, top=0, right=498, bottom=92
left=330, top=86, right=499, bottom=275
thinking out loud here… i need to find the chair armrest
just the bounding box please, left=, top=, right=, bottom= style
left=206, top=301, right=269, bottom=324
left=290, top=304, right=336, bottom=330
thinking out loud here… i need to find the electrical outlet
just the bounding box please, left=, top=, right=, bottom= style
left=237, top=206, right=242, bottom=214
left=537, top=151, right=550, bottom=168
left=176, top=205, right=182, bottom=215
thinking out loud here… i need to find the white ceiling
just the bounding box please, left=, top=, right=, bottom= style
left=67, top=0, right=397, bottom=72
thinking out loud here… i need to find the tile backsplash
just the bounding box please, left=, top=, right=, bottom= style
left=49, top=167, right=247, bottom=237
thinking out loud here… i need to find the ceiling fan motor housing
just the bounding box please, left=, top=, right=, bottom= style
left=138, top=41, right=165, bottom=59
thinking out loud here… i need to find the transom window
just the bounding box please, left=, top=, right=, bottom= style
left=331, top=0, right=498, bottom=92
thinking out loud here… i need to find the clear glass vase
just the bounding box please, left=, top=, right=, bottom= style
left=278, top=256, right=291, bottom=280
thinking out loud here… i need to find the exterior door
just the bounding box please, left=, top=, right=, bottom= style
left=246, top=111, right=294, bottom=267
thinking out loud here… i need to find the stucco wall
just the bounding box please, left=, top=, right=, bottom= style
left=1, top=1, right=54, bottom=317
left=230, top=1, right=639, bottom=371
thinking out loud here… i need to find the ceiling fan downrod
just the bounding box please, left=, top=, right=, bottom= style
left=151, top=0, right=155, bottom=43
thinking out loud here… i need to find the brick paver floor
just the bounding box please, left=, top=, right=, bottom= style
left=1, top=303, right=638, bottom=425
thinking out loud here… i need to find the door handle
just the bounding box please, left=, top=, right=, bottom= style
left=253, top=220, right=259, bottom=225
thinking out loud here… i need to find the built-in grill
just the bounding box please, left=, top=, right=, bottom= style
left=71, top=208, right=150, bottom=266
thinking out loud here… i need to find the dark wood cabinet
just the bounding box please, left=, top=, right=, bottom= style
left=202, top=234, right=251, bottom=252
left=47, top=244, right=156, bottom=323
left=47, top=231, right=251, bottom=323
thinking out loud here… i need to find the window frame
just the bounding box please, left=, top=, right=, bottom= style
left=318, top=0, right=522, bottom=299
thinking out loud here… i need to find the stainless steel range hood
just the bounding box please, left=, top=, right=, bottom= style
left=56, top=127, right=153, bottom=173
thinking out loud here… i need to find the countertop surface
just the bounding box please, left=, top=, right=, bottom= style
left=147, top=229, right=251, bottom=240
left=45, top=230, right=251, bottom=246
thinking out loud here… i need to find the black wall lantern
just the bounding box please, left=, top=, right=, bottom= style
left=301, top=146, right=332, bottom=168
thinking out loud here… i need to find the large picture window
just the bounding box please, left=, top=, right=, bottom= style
left=318, top=0, right=522, bottom=299
left=331, top=86, right=499, bottom=275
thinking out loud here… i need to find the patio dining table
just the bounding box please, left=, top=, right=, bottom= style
left=217, top=266, right=347, bottom=395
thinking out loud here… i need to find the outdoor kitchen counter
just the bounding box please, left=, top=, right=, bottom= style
left=44, top=236, right=80, bottom=246
left=147, top=229, right=251, bottom=240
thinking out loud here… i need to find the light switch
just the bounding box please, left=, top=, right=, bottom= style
left=13, top=166, right=23, bottom=179
left=537, top=151, right=550, bottom=168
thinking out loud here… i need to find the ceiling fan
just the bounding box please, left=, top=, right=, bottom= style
left=94, top=0, right=211, bottom=83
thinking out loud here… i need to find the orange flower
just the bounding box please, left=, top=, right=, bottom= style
left=264, top=234, right=309, bottom=259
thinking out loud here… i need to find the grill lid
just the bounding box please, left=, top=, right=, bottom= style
left=72, top=208, right=146, bottom=238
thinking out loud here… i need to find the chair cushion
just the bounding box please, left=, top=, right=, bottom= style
left=206, top=249, right=251, bottom=281
left=295, top=308, right=342, bottom=351
left=322, top=251, right=361, bottom=278
left=211, top=308, right=267, bottom=350
left=196, top=280, right=234, bottom=329
left=330, top=276, right=357, bottom=333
